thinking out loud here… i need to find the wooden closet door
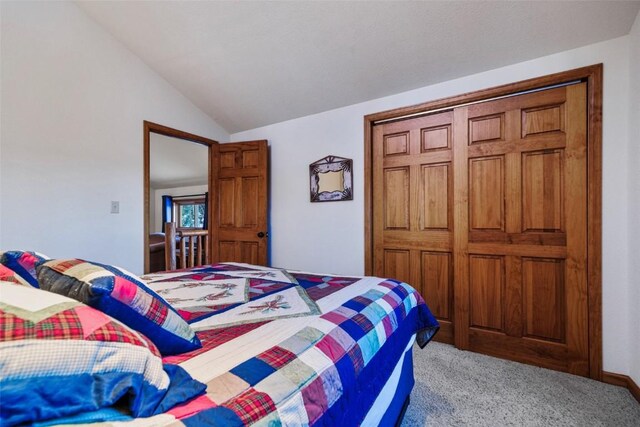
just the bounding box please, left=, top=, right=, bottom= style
left=373, top=111, right=455, bottom=343
left=454, top=83, right=589, bottom=375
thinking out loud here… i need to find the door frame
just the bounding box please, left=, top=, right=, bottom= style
left=363, top=64, right=603, bottom=380
left=143, top=121, right=218, bottom=274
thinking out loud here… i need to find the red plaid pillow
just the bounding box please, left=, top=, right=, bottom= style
left=0, top=284, right=172, bottom=425
left=36, top=258, right=201, bottom=355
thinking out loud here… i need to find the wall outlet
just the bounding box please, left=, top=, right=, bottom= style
left=110, top=201, right=120, bottom=214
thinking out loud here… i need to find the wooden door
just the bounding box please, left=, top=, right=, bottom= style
left=373, top=111, right=455, bottom=343
left=454, top=83, right=589, bottom=375
left=372, top=83, right=589, bottom=374
left=213, top=140, right=269, bottom=266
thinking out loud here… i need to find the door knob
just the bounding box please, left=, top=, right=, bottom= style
left=257, top=231, right=268, bottom=238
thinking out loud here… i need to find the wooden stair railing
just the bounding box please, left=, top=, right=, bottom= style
left=165, top=222, right=210, bottom=271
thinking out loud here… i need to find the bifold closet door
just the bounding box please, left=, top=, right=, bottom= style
left=372, top=83, right=589, bottom=374
left=453, top=83, right=589, bottom=375
left=372, top=111, right=455, bottom=344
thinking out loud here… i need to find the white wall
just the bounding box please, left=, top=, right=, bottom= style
left=627, top=13, right=640, bottom=387
left=0, top=1, right=229, bottom=273
left=151, top=184, right=208, bottom=233
left=233, top=36, right=634, bottom=376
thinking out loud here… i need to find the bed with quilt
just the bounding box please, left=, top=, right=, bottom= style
left=0, top=251, right=439, bottom=427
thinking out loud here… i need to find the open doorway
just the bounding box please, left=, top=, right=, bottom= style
left=143, top=121, right=217, bottom=274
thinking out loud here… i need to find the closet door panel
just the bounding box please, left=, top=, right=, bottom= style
left=420, top=252, right=452, bottom=321
left=469, top=156, right=505, bottom=231
left=371, top=80, right=591, bottom=377
left=383, top=167, right=410, bottom=230
left=384, top=132, right=410, bottom=156
left=522, top=150, right=564, bottom=232
left=469, top=255, right=504, bottom=331
left=422, top=125, right=451, bottom=151
left=522, top=257, right=565, bottom=342
left=420, top=163, right=451, bottom=230
left=469, top=114, right=504, bottom=144
left=383, top=249, right=411, bottom=285
left=522, top=104, right=565, bottom=137
left=456, top=83, right=588, bottom=376
left=373, top=111, right=455, bottom=344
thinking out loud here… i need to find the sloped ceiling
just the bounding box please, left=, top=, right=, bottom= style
left=77, top=1, right=640, bottom=133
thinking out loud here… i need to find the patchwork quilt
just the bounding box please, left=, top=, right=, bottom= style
left=53, top=263, right=439, bottom=426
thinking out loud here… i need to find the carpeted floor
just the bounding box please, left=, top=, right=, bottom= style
left=401, top=342, right=640, bottom=426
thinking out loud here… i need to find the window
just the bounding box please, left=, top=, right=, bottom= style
left=174, top=198, right=206, bottom=229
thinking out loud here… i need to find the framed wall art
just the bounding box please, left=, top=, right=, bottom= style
left=309, top=155, right=353, bottom=202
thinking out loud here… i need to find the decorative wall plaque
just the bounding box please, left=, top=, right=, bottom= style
left=309, top=155, right=353, bottom=202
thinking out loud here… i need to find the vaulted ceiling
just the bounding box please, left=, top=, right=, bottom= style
left=77, top=1, right=640, bottom=133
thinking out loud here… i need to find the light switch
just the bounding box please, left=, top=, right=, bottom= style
left=110, top=201, right=120, bottom=214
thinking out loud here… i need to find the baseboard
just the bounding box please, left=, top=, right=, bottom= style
left=602, top=371, right=640, bottom=404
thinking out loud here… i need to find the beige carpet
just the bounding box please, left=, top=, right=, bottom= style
left=401, top=342, right=640, bottom=426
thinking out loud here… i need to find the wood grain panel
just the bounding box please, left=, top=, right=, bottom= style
left=241, top=177, right=258, bottom=227
left=469, top=114, right=504, bottom=144
left=563, top=83, right=589, bottom=376
left=522, top=105, right=564, bottom=137
left=467, top=137, right=566, bottom=158
left=523, top=258, right=565, bottom=342
left=382, top=230, right=451, bottom=251
left=468, top=242, right=567, bottom=258
left=469, top=255, right=504, bottom=331
left=469, top=156, right=504, bottom=231
left=504, top=256, right=523, bottom=337
left=382, top=151, right=452, bottom=168
left=219, top=241, right=237, bottom=262
left=421, top=163, right=450, bottom=230
left=384, top=132, right=409, bottom=156
left=366, top=66, right=601, bottom=380
left=380, top=111, right=453, bottom=134
left=242, top=150, right=259, bottom=168
left=219, top=178, right=236, bottom=227
left=504, top=112, right=521, bottom=236
left=241, top=242, right=259, bottom=265
left=215, top=140, right=268, bottom=266
left=384, top=249, right=411, bottom=285
left=586, top=67, right=603, bottom=380
left=421, top=125, right=450, bottom=152
left=522, top=150, right=564, bottom=232
left=467, top=88, right=566, bottom=120
left=384, top=167, right=410, bottom=230
left=434, top=323, right=454, bottom=345
left=453, top=107, right=470, bottom=349
left=220, top=152, right=236, bottom=169
left=421, top=252, right=451, bottom=320
left=469, top=329, right=568, bottom=372
left=469, top=231, right=566, bottom=246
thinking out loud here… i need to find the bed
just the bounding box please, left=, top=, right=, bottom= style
left=0, top=256, right=439, bottom=426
